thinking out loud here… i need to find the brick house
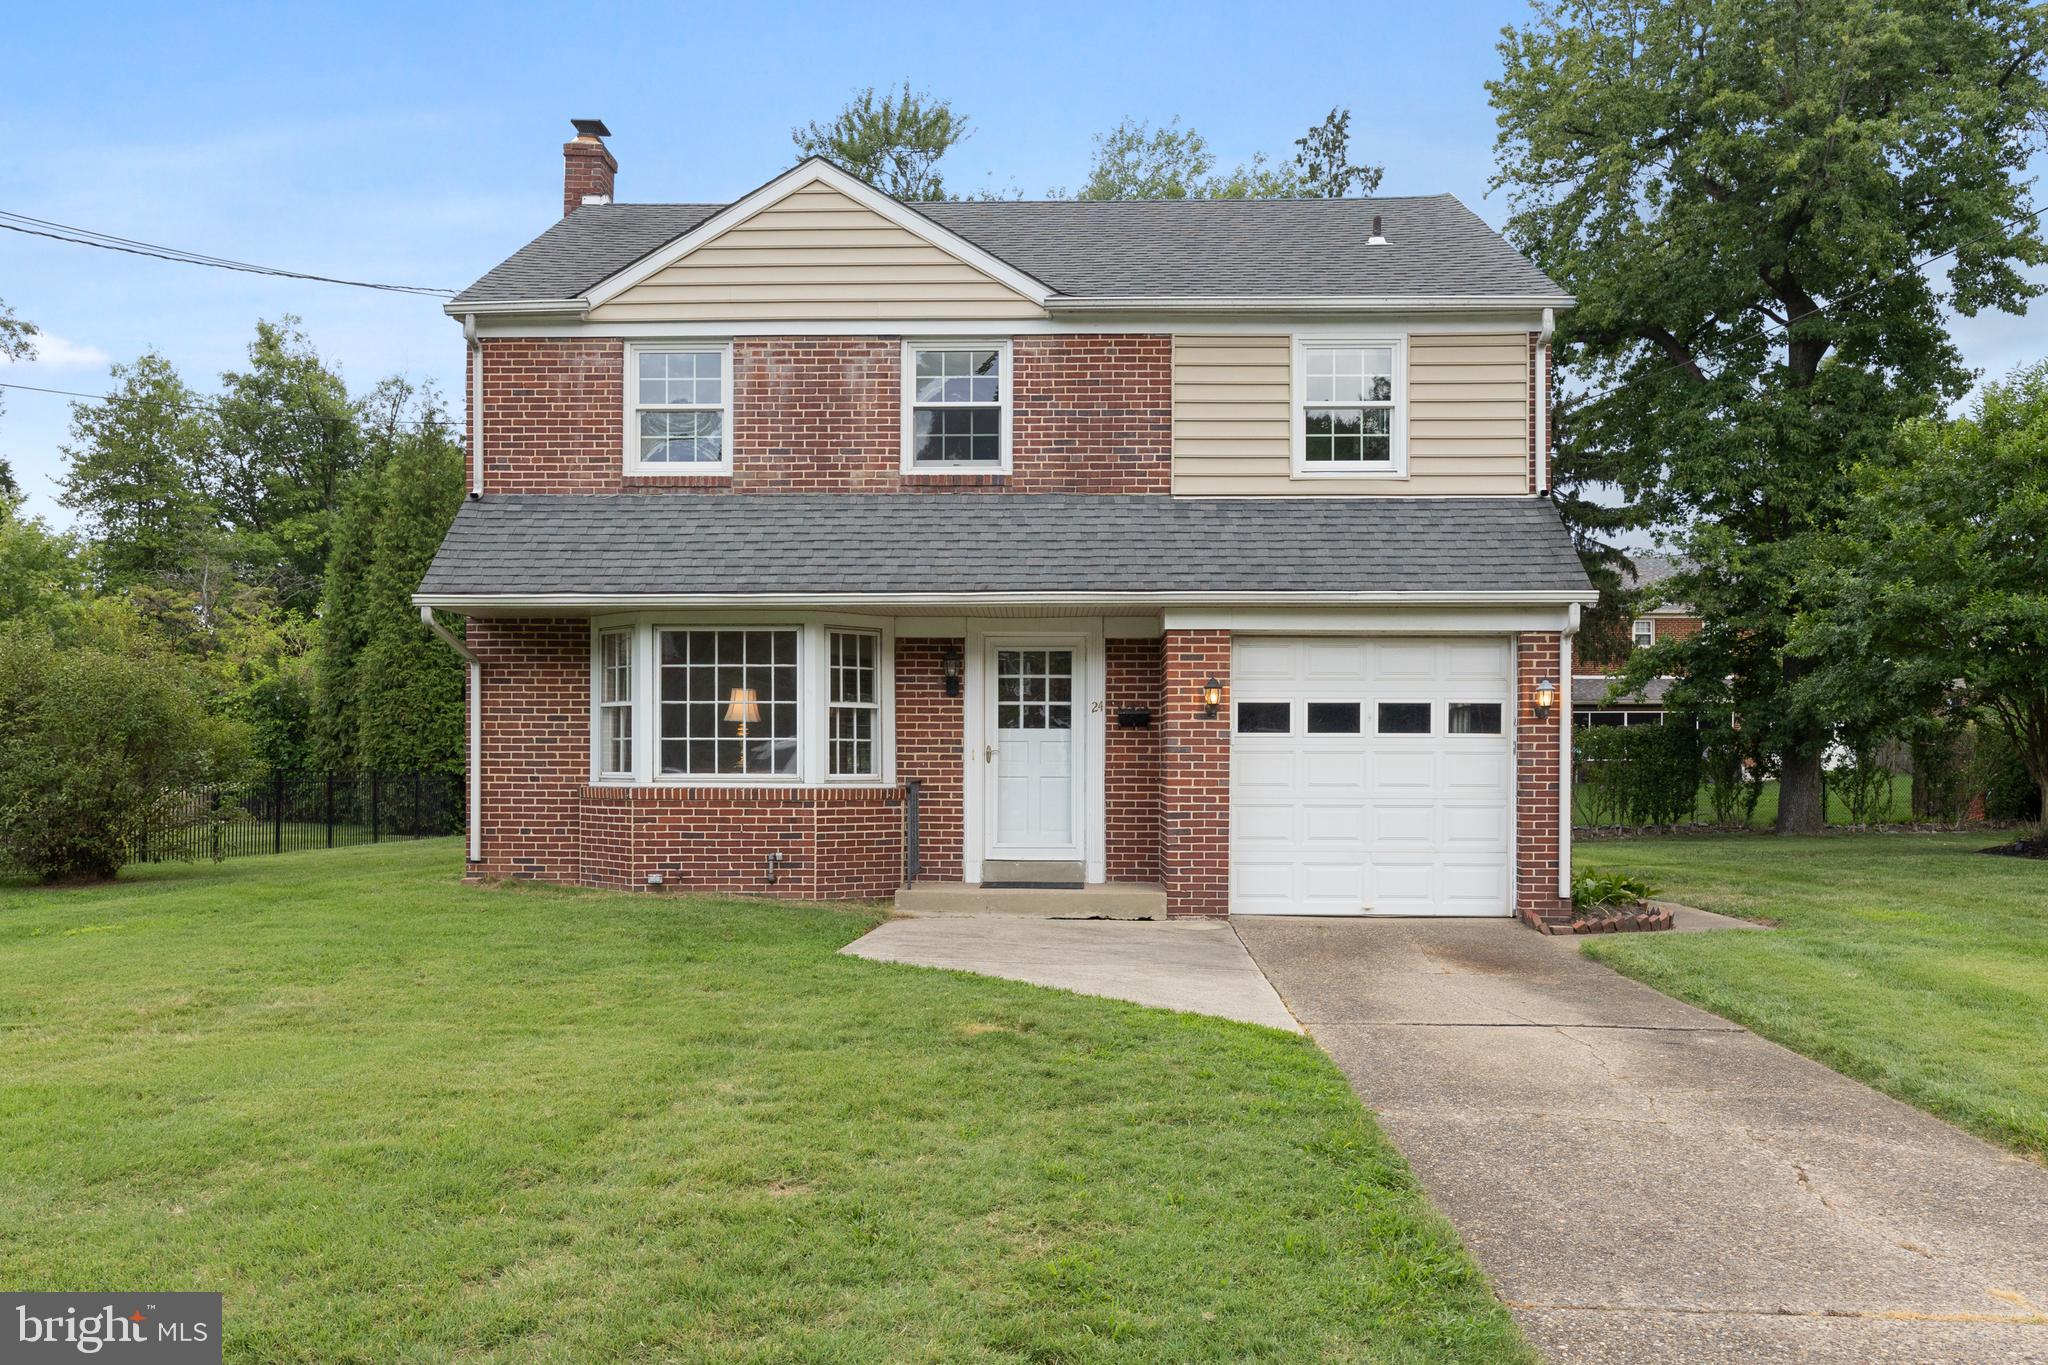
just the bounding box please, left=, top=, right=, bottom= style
left=416, top=121, right=1596, bottom=928
left=1572, top=554, right=1700, bottom=727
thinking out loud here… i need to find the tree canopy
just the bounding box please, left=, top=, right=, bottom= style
left=1491, top=0, right=2048, bottom=830
left=792, top=84, right=969, bottom=201
left=1070, top=108, right=1381, bottom=200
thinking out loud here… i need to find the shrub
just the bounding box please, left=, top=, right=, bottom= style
left=1976, top=727, right=2044, bottom=823
left=1700, top=725, right=1770, bottom=828
left=1828, top=731, right=1897, bottom=827
left=0, top=628, right=250, bottom=882
left=1574, top=722, right=1702, bottom=827
left=1909, top=721, right=1977, bottom=825
left=1571, top=869, right=1659, bottom=908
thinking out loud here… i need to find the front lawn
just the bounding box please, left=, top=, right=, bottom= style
left=1575, top=832, right=2048, bottom=1158
left=0, top=841, right=1525, bottom=1363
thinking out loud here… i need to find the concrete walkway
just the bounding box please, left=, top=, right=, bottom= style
left=842, top=916, right=1300, bottom=1032
left=1237, top=918, right=2048, bottom=1364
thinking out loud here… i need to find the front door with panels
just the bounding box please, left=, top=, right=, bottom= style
left=985, top=641, right=1084, bottom=862
left=1231, top=637, right=1514, bottom=916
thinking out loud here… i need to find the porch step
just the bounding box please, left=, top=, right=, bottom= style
left=894, top=882, right=1167, bottom=919
left=981, top=859, right=1085, bottom=887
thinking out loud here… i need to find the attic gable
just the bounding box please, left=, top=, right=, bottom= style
left=585, top=160, right=1050, bottom=322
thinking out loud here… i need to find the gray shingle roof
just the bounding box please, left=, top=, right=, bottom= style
left=416, top=494, right=1592, bottom=601
left=450, top=195, right=1565, bottom=307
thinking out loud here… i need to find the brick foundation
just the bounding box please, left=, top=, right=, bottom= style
left=1161, top=629, right=1230, bottom=917
left=1516, top=631, right=1572, bottom=928
left=579, top=784, right=902, bottom=901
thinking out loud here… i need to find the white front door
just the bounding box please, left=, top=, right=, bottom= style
left=986, top=641, right=1083, bottom=860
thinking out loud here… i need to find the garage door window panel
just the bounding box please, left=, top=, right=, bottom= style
left=1448, top=702, right=1503, bottom=735
left=1306, top=702, right=1362, bottom=734
left=1236, top=701, right=1292, bottom=734
left=1377, top=702, right=1432, bottom=734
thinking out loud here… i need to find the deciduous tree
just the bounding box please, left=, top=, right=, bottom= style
left=793, top=84, right=968, bottom=201
left=1491, top=0, right=2048, bottom=831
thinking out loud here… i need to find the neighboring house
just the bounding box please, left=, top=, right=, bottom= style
left=1572, top=554, right=1699, bottom=726
left=415, top=121, right=1595, bottom=928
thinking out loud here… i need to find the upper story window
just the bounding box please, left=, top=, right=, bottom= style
left=1632, top=618, right=1656, bottom=650
left=627, top=343, right=732, bottom=475
left=1293, top=338, right=1406, bottom=479
left=902, top=341, right=1010, bottom=473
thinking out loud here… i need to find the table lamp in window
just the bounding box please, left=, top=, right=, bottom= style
left=725, top=687, right=761, bottom=770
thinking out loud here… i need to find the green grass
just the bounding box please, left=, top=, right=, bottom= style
left=0, top=841, right=1526, bottom=1363
left=1575, top=832, right=2048, bottom=1158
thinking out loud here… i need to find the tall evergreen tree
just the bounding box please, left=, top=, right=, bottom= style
left=57, top=352, right=218, bottom=593
left=1491, top=0, right=2048, bottom=831
left=351, top=390, right=466, bottom=774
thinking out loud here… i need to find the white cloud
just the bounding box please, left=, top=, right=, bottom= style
left=0, top=332, right=112, bottom=372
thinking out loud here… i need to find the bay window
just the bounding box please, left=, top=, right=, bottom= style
left=591, top=620, right=890, bottom=784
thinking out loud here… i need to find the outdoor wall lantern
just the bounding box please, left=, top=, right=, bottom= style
left=1534, top=677, right=1557, bottom=720
left=1200, top=675, right=1224, bottom=719
left=942, top=647, right=963, bottom=697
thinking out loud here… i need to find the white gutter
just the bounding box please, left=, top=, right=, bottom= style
left=1535, top=307, right=1555, bottom=493
left=1047, top=293, right=1578, bottom=314
left=419, top=606, right=482, bottom=866
left=442, top=298, right=590, bottom=318
left=463, top=314, right=483, bottom=498
left=1558, top=603, right=1579, bottom=902
left=415, top=588, right=1603, bottom=612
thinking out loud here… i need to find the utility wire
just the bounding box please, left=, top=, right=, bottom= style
left=0, top=208, right=457, bottom=297
left=0, top=376, right=463, bottom=431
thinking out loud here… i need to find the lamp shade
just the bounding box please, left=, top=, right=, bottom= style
left=724, top=687, right=761, bottom=724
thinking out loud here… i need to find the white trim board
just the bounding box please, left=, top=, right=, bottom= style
left=419, top=589, right=1603, bottom=615
left=467, top=314, right=1554, bottom=339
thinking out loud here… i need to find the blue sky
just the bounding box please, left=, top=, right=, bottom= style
left=2, top=0, right=2041, bottom=526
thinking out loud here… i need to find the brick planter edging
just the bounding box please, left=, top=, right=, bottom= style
left=1522, top=901, right=1676, bottom=935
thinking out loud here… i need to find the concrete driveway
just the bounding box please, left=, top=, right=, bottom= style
left=1237, top=918, right=2048, bottom=1364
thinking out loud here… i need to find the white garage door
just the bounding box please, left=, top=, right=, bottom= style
left=1231, top=637, right=1513, bottom=917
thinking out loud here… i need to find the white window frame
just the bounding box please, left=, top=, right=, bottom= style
left=826, top=629, right=883, bottom=778
left=1632, top=618, right=1656, bottom=650
left=623, top=340, right=734, bottom=477
left=900, top=338, right=1013, bottom=474
left=594, top=627, right=637, bottom=780
left=587, top=615, right=894, bottom=788
left=1290, top=335, right=1408, bottom=479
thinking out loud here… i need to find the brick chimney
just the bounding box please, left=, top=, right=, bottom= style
left=562, top=118, right=616, bottom=217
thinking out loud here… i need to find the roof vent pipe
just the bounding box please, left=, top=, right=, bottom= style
left=1367, top=214, right=1388, bottom=246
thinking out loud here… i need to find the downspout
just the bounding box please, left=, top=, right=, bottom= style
left=464, top=314, right=484, bottom=499
left=1559, top=601, right=1578, bottom=902
left=1535, top=307, right=1554, bottom=494
left=421, top=605, right=483, bottom=866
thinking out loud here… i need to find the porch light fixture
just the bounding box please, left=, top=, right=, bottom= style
left=942, top=646, right=962, bottom=697
left=1534, top=677, right=1557, bottom=719
left=1200, top=675, right=1224, bottom=719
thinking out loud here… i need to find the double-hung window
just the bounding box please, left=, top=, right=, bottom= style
left=1632, top=618, right=1656, bottom=650
left=1294, top=338, right=1405, bottom=477
left=596, top=629, right=635, bottom=777
left=628, top=343, right=731, bottom=475
left=827, top=630, right=880, bottom=777
left=903, top=342, right=1009, bottom=471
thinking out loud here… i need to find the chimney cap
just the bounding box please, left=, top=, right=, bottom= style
left=570, top=118, right=612, bottom=140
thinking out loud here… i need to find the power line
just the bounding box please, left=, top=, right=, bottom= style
left=0, top=375, right=463, bottom=431
left=0, top=208, right=457, bottom=297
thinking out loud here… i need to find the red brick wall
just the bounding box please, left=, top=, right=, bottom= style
left=1105, top=638, right=1164, bottom=882
left=1516, top=631, right=1571, bottom=927
left=473, top=334, right=1171, bottom=496
left=894, top=639, right=965, bottom=880
left=468, top=618, right=589, bottom=882
left=579, top=785, right=902, bottom=900
left=562, top=137, right=616, bottom=217
left=1578, top=614, right=1704, bottom=673
left=1161, top=629, right=1231, bottom=917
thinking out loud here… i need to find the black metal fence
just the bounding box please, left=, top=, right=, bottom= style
left=132, top=770, right=463, bottom=864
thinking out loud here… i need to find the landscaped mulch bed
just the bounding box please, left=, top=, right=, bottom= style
left=1981, top=830, right=2048, bottom=860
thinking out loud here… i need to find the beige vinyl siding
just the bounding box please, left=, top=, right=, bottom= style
left=1172, top=331, right=1532, bottom=496
left=589, top=181, right=1047, bottom=322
